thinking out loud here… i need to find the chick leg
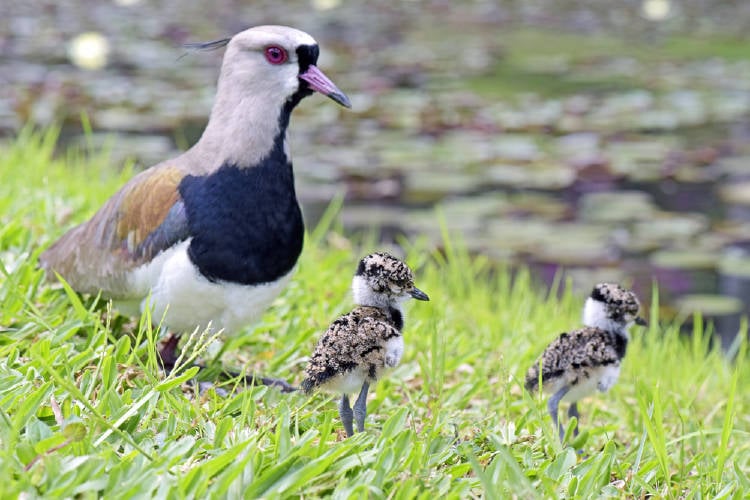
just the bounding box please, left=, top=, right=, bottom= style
left=339, top=394, right=354, bottom=437
left=353, top=382, right=370, bottom=433
left=548, top=386, right=570, bottom=441
left=568, top=402, right=580, bottom=437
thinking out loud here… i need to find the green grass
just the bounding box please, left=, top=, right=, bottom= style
left=1, top=128, right=749, bottom=497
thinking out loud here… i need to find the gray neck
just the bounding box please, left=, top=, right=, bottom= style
left=186, top=75, right=290, bottom=172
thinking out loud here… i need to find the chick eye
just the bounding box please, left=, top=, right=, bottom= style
left=264, top=46, right=288, bottom=65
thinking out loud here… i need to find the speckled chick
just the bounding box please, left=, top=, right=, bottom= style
left=525, top=283, right=647, bottom=441
left=302, top=252, right=429, bottom=437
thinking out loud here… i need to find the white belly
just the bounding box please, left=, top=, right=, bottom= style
left=124, top=239, right=294, bottom=334
left=542, top=364, right=622, bottom=403
left=318, top=337, right=404, bottom=395
left=562, top=364, right=621, bottom=403
left=322, top=368, right=368, bottom=395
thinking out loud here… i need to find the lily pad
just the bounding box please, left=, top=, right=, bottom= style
left=650, top=250, right=719, bottom=270
left=666, top=90, right=708, bottom=126
left=555, top=132, right=601, bottom=159
left=533, top=237, right=616, bottom=266
left=719, top=255, right=750, bottom=278
left=630, top=213, right=709, bottom=250
left=436, top=196, right=513, bottom=220
left=429, top=131, right=499, bottom=165
left=671, top=166, right=719, bottom=183
left=674, top=294, right=743, bottom=316
left=710, top=92, right=750, bottom=122
left=402, top=208, right=481, bottom=242
left=635, top=109, right=681, bottom=131
left=715, top=221, right=750, bottom=243
left=403, top=170, right=481, bottom=204
left=559, top=268, right=629, bottom=296
left=606, top=139, right=679, bottom=182
left=377, top=137, right=435, bottom=169
left=485, top=219, right=560, bottom=253
left=504, top=192, right=571, bottom=220
left=492, top=134, right=541, bottom=162
left=718, top=181, right=750, bottom=206
left=650, top=249, right=719, bottom=297
left=376, top=91, right=431, bottom=131
left=578, top=191, right=658, bottom=223
left=484, top=161, right=576, bottom=190
left=715, top=156, right=750, bottom=179
left=339, top=204, right=410, bottom=231
left=486, top=220, right=612, bottom=263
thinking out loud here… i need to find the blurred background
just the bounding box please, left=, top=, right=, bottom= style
left=3, top=0, right=750, bottom=348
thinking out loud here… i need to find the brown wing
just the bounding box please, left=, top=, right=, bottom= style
left=302, top=307, right=399, bottom=391
left=525, top=327, right=620, bottom=391
left=39, top=163, right=189, bottom=298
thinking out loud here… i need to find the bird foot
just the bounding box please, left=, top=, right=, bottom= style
left=183, top=367, right=299, bottom=395
left=234, top=372, right=299, bottom=393
left=157, top=333, right=181, bottom=374
left=157, top=333, right=297, bottom=393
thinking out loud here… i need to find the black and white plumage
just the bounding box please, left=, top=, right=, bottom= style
left=302, top=252, right=429, bottom=437
left=525, top=283, right=647, bottom=441
left=39, top=26, right=350, bottom=384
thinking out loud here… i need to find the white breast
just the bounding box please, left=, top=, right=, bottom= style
left=125, top=239, right=294, bottom=334
left=557, top=364, right=622, bottom=403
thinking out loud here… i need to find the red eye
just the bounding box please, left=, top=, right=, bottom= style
left=264, top=46, right=288, bottom=65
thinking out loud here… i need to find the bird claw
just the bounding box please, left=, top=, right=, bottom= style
left=251, top=375, right=299, bottom=393
left=157, top=333, right=182, bottom=373
left=188, top=373, right=298, bottom=397
left=159, top=350, right=299, bottom=394
left=218, top=369, right=298, bottom=393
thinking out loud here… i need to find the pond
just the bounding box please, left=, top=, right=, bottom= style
left=3, top=0, right=750, bottom=348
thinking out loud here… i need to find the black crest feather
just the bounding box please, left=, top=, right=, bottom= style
left=177, top=37, right=232, bottom=62
left=183, top=37, right=232, bottom=52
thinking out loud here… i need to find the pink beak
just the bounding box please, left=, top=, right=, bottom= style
left=299, top=65, right=352, bottom=108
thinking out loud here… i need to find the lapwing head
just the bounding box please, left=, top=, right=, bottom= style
left=584, top=282, right=647, bottom=330
left=352, top=252, right=429, bottom=309
left=200, top=25, right=351, bottom=111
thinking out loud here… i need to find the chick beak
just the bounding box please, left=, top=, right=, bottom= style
left=409, top=287, right=430, bottom=301
left=299, top=65, right=352, bottom=108
left=635, top=316, right=648, bottom=326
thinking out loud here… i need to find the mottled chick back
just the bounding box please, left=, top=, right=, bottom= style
left=524, top=326, right=627, bottom=392
left=302, top=306, right=401, bottom=393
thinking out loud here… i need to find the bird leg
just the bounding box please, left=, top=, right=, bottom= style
left=194, top=365, right=298, bottom=393
left=353, top=382, right=370, bottom=433
left=548, top=386, right=570, bottom=441
left=233, top=371, right=298, bottom=393
left=339, top=394, right=355, bottom=438
left=567, top=402, right=580, bottom=437
left=159, top=334, right=297, bottom=393
left=158, top=333, right=182, bottom=374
